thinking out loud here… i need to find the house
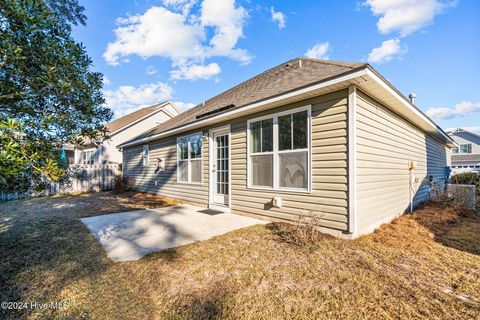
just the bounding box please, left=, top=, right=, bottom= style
left=448, top=128, right=480, bottom=173
left=118, top=58, right=455, bottom=238
left=63, top=101, right=181, bottom=165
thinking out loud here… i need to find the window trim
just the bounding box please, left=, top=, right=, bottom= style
left=176, top=132, right=203, bottom=184
left=459, top=143, right=472, bottom=154
left=142, top=145, right=149, bottom=167
left=247, top=105, right=312, bottom=193
left=82, top=148, right=96, bottom=165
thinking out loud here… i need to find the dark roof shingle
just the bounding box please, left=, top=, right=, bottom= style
left=136, top=58, right=366, bottom=139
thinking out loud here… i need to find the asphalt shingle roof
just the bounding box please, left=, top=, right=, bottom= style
left=106, top=102, right=166, bottom=134
left=135, top=58, right=366, bottom=139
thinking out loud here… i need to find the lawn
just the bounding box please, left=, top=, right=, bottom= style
left=0, top=192, right=479, bottom=319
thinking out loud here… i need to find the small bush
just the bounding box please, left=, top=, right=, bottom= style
left=451, top=172, right=480, bottom=194
left=113, top=176, right=135, bottom=193
left=293, top=210, right=325, bottom=246
left=429, top=190, right=476, bottom=214
left=270, top=210, right=325, bottom=250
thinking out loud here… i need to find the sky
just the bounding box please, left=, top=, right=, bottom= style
left=73, top=0, right=480, bottom=132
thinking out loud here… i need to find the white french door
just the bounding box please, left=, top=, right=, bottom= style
left=212, top=129, right=230, bottom=206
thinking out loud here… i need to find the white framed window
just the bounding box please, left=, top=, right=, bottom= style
left=177, top=132, right=203, bottom=184
left=460, top=144, right=472, bottom=153
left=143, top=145, right=149, bottom=166
left=452, top=147, right=459, bottom=154
left=247, top=106, right=311, bottom=192
left=82, top=149, right=95, bottom=165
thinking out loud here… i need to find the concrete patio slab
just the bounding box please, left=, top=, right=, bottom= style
left=81, top=204, right=267, bottom=261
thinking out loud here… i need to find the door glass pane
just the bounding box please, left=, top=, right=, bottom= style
left=251, top=154, right=273, bottom=187
left=279, top=151, right=307, bottom=189
left=250, top=121, right=261, bottom=153
left=190, top=159, right=201, bottom=183
left=178, top=160, right=188, bottom=182
left=261, top=119, right=273, bottom=152
left=279, top=114, right=292, bottom=151
left=215, top=134, right=229, bottom=196
left=293, top=111, right=308, bottom=149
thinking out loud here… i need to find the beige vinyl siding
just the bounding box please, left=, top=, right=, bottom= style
left=230, top=90, right=349, bottom=231
left=123, top=133, right=209, bottom=206
left=355, top=90, right=450, bottom=235
left=123, top=90, right=349, bottom=231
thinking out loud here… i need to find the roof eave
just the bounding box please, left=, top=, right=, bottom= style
left=118, top=66, right=455, bottom=149
left=108, top=101, right=172, bottom=136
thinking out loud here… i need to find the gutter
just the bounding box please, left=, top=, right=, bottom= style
left=364, top=66, right=455, bottom=146
left=118, top=68, right=369, bottom=149
left=118, top=66, right=454, bottom=149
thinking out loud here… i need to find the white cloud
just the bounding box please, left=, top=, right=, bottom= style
left=200, top=0, right=252, bottom=64
left=426, top=101, right=480, bottom=120
left=103, top=75, right=111, bottom=86
left=104, top=7, right=204, bottom=65
left=367, top=38, right=406, bottom=64
left=146, top=65, right=157, bottom=75
left=305, top=42, right=330, bottom=60
left=104, top=82, right=174, bottom=118
left=174, top=101, right=196, bottom=111
left=103, top=1, right=251, bottom=79
left=162, top=0, right=196, bottom=15
left=270, top=7, right=286, bottom=29
left=363, top=0, right=457, bottom=37
left=170, top=62, right=221, bottom=80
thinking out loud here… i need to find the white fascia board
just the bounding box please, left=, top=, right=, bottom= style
left=365, top=68, right=455, bottom=146
left=167, top=101, right=182, bottom=116
left=119, top=67, right=454, bottom=149
left=118, top=69, right=369, bottom=149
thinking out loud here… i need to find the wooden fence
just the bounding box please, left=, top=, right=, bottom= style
left=1, top=164, right=122, bottom=202
left=0, top=191, right=30, bottom=202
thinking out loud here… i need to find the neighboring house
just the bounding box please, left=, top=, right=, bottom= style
left=63, top=101, right=181, bottom=165
left=447, top=128, right=480, bottom=173
left=118, top=58, right=454, bottom=238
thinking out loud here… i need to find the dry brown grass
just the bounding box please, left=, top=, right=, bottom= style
left=1, top=192, right=479, bottom=319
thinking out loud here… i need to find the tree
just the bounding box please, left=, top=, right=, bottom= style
left=0, top=0, right=112, bottom=191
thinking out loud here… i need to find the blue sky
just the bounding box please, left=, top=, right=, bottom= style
left=73, top=0, right=480, bottom=132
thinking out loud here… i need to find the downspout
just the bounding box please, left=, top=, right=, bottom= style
left=347, top=85, right=357, bottom=236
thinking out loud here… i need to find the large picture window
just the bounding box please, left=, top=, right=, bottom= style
left=247, top=106, right=311, bottom=192
left=177, top=133, right=203, bottom=183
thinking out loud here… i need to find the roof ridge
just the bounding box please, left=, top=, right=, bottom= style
left=109, top=101, right=165, bottom=122
left=200, top=58, right=299, bottom=106
left=299, top=57, right=365, bottom=69
left=449, top=128, right=480, bottom=139
left=124, top=57, right=370, bottom=142
left=106, top=101, right=169, bottom=133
